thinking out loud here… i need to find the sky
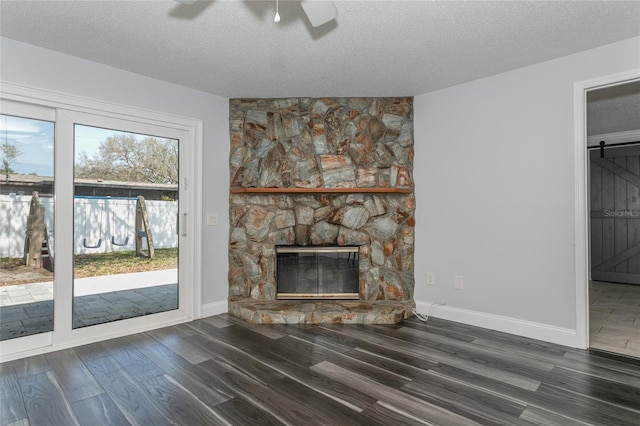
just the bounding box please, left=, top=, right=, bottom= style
left=1, top=114, right=54, bottom=176
left=0, top=114, right=156, bottom=177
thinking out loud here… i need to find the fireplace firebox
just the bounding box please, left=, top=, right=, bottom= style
left=276, top=246, right=359, bottom=299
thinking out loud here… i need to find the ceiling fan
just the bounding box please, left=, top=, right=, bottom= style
left=175, top=0, right=338, bottom=27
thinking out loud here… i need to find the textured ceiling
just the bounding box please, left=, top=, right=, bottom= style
left=588, top=81, right=640, bottom=136
left=1, top=1, right=639, bottom=98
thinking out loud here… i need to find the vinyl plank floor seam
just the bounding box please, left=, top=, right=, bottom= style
left=253, top=352, right=378, bottom=413
left=539, top=380, right=640, bottom=418
left=320, top=324, right=544, bottom=391
left=2, top=314, right=640, bottom=426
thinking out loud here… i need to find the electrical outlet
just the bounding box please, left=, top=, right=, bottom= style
left=455, top=275, right=464, bottom=290
left=426, top=272, right=436, bottom=285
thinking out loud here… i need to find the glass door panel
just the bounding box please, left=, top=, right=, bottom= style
left=0, top=89, right=195, bottom=361
left=72, top=124, right=178, bottom=328
left=0, top=114, right=55, bottom=341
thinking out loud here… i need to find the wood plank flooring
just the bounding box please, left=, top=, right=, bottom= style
left=2, top=314, right=640, bottom=425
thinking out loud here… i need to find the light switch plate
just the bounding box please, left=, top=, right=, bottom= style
left=207, top=213, right=219, bottom=226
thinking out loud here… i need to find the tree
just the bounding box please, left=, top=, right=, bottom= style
left=1, top=141, right=22, bottom=179
left=75, top=134, right=178, bottom=184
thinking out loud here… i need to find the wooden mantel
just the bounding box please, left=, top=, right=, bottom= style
left=230, top=187, right=413, bottom=195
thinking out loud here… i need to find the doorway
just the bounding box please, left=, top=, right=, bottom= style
left=585, top=79, right=640, bottom=358
left=72, top=124, right=179, bottom=328
left=0, top=85, right=202, bottom=362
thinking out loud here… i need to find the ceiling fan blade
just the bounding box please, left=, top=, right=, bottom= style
left=300, top=0, right=338, bottom=27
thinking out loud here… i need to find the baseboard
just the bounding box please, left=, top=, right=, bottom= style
left=200, top=300, right=228, bottom=318
left=414, top=300, right=578, bottom=347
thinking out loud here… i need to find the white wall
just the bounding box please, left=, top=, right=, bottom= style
left=414, top=36, right=640, bottom=345
left=0, top=37, right=230, bottom=307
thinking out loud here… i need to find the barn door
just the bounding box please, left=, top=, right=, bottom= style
left=590, top=144, right=640, bottom=285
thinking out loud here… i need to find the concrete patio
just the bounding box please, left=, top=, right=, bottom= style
left=0, top=269, right=178, bottom=341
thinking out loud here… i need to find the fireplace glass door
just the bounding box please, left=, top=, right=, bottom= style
left=276, top=246, right=359, bottom=299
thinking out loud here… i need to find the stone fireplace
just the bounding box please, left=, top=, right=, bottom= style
left=228, top=97, right=415, bottom=324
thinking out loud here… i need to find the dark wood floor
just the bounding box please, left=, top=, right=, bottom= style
left=2, top=314, right=640, bottom=426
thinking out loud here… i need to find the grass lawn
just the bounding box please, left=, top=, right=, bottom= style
left=74, top=248, right=178, bottom=278
left=1, top=248, right=178, bottom=286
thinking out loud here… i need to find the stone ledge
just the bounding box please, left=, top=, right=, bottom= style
left=230, top=187, right=414, bottom=194
left=228, top=299, right=415, bottom=324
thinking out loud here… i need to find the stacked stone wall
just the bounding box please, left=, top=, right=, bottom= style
left=228, top=97, right=415, bottom=303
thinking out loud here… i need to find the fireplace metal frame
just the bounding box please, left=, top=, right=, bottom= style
left=275, top=246, right=359, bottom=300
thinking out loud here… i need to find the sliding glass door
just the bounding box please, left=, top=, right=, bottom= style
left=0, top=88, right=199, bottom=361
left=1, top=109, right=55, bottom=342
left=72, top=124, right=179, bottom=328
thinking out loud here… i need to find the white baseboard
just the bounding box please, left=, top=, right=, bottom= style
left=200, top=300, right=228, bottom=318
left=414, top=300, right=578, bottom=347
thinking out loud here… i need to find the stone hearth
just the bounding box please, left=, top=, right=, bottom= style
left=228, top=97, right=415, bottom=324
left=228, top=300, right=413, bottom=324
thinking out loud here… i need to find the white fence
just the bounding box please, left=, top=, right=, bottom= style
left=0, top=195, right=178, bottom=258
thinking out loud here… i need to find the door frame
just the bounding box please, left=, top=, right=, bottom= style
left=0, top=82, right=203, bottom=361
left=574, top=69, right=640, bottom=349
